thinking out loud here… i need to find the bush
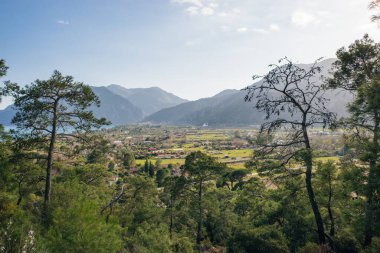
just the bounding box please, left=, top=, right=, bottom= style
left=369, top=237, right=380, bottom=253
left=296, top=242, right=320, bottom=253
left=44, top=199, right=122, bottom=253
left=335, top=230, right=362, bottom=253
left=125, top=222, right=171, bottom=253
left=228, top=225, right=289, bottom=253
left=171, top=236, right=194, bottom=253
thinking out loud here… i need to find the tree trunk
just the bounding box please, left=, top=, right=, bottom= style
left=364, top=183, right=374, bottom=246
left=327, top=178, right=335, bottom=237
left=303, top=123, right=326, bottom=245
left=364, top=115, right=379, bottom=247
left=17, top=178, right=24, bottom=205
left=305, top=161, right=326, bottom=245
left=197, top=179, right=203, bottom=252
left=44, top=101, right=58, bottom=204
left=169, top=196, right=174, bottom=240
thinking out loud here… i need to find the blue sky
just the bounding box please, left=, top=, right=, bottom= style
left=1, top=0, right=379, bottom=108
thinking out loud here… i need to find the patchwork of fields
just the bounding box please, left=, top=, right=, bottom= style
left=107, top=126, right=343, bottom=170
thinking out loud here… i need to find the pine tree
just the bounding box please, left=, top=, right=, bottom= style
left=6, top=70, right=108, bottom=207
left=144, top=159, right=149, bottom=173
left=149, top=161, right=155, bottom=177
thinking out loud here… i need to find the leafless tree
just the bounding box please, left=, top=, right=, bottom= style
left=245, top=57, right=336, bottom=247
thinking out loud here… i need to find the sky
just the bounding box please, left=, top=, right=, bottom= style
left=0, top=0, right=379, bottom=109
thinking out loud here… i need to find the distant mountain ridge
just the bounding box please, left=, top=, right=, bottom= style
left=90, top=86, right=144, bottom=125
left=144, top=59, right=353, bottom=126
left=0, top=59, right=353, bottom=127
left=107, top=84, right=188, bottom=116
left=0, top=105, right=16, bottom=126
left=144, top=89, right=265, bottom=126
left=0, top=85, right=187, bottom=126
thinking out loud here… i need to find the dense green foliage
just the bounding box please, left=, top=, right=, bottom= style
left=327, top=34, right=380, bottom=247
left=1, top=35, right=380, bottom=253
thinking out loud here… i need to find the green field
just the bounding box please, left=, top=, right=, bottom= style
left=135, top=158, right=185, bottom=166
left=210, top=149, right=252, bottom=158
left=314, top=156, right=340, bottom=162
left=184, top=131, right=230, bottom=141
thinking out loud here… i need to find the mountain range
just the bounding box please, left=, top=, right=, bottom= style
left=144, top=59, right=353, bottom=126
left=107, top=84, right=188, bottom=116
left=0, top=85, right=187, bottom=126
left=0, top=59, right=353, bottom=127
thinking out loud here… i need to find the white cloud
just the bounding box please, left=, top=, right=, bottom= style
left=235, top=24, right=278, bottom=34
left=209, top=3, right=218, bottom=8
left=316, top=10, right=330, bottom=17
left=201, top=7, right=215, bottom=16
left=269, top=23, right=280, bottom=31
left=220, top=25, right=231, bottom=32
left=291, top=10, right=320, bottom=27
left=185, top=38, right=202, bottom=47
left=57, top=20, right=70, bottom=25
left=218, top=8, right=240, bottom=17
left=252, top=28, right=269, bottom=34
left=235, top=24, right=280, bottom=34
left=186, top=6, right=200, bottom=15
left=172, top=0, right=203, bottom=7
left=237, top=27, right=248, bottom=33
left=172, top=0, right=239, bottom=17
left=185, top=5, right=215, bottom=16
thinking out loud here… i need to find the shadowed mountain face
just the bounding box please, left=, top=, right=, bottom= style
left=0, top=85, right=187, bottom=126
left=107, top=84, right=188, bottom=116
left=144, top=59, right=353, bottom=126
left=0, top=105, right=16, bottom=126
left=0, top=87, right=145, bottom=126
left=90, top=86, right=144, bottom=125
left=144, top=89, right=266, bottom=126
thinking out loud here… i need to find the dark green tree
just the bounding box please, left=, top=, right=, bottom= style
left=184, top=151, right=226, bottom=251
left=327, top=34, right=380, bottom=246
left=149, top=161, right=155, bottom=177
left=144, top=159, right=149, bottom=173
left=122, top=150, right=135, bottom=170
left=327, top=34, right=380, bottom=91
left=228, top=225, right=289, bottom=253
left=161, top=176, right=188, bottom=239
left=45, top=186, right=122, bottom=253
left=0, top=59, right=8, bottom=99
left=315, top=161, right=337, bottom=237
left=0, top=59, right=7, bottom=77
left=6, top=70, right=108, bottom=207
left=86, top=138, right=110, bottom=165
left=156, top=168, right=169, bottom=187
left=0, top=59, right=18, bottom=109
left=219, top=169, right=250, bottom=191
left=155, top=158, right=162, bottom=171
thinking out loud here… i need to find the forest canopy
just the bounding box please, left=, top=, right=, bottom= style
left=1, top=35, right=380, bottom=253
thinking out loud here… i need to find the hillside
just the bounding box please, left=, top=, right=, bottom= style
left=107, top=85, right=188, bottom=116
left=0, top=86, right=145, bottom=126
left=0, top=105, right=16, bottom=126
left=88, top=86, right=144, bottom=125
left=144, top=89, right=266, bottom=126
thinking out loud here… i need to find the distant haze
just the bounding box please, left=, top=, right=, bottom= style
left=0, top=58, right=355, bottom=127
left=0, top=0, right=379, bottom=109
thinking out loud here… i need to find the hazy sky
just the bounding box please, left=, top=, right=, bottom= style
left=0, top=0, right=379, bottom=108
